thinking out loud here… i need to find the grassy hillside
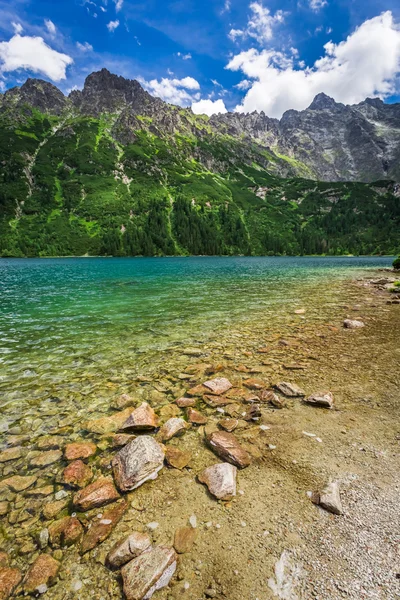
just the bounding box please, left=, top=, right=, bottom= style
left=0, top=107, right=399, bottom=257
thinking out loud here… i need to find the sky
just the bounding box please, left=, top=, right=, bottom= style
left=0, top=0, right=400, bottom=118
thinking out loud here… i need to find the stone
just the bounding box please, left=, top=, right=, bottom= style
left=343, top=319, right=365, bottom=329
left=263, top=391, right=285, bottom=408
left=81, top=500, right=127, bottom=553
left=0, top=552, right=8, bottom=567
left=49, top=516, right=83, bottom=547
left=304, top=391, right=334, bottom=409
left=219, top=419, right=238, bottom=432
left=121, top=546, right=177, bottom=600
left=85, top=407, right=133, bottom=434
left=0, top=447, right=22, bottom=463
left=30, top=450, right=62, bottom=468
left=173, top=527, right=197, bottom=554
left=207, top=432, right=251, bottom=469
left=186, top=408, right=207, bottom=425
left=294, top=308, right=306, bottom=314
left=37, top=436, right=64, bottom=450
left=120, top=403, right=158, bottom=432
left=243, top=404, right=261, bottom=421
left=64, top=442, right=97, bottom=461
left=187, top=384, right=208, bottom=397
left=73, top=477, right=120, bottom=511
left=203, top=395, right=235, bottom=407
left=112, top=394, right=135, bottom=409
left=175, top=397, right=195, bottom=408
left=274, top=382, right=305, bottom=397
left=43, top=499, right=69, bottom=520
left=0, top=502, right=8, bottom=516
left=22, top=554, right=60, bottom=594
left=0, top=475, right=37, bottom=492
left=61, top=460, right=93, bottom=488
left=0, top=567, right=22, bottom=600
left=243, top=378, right=265, bottom=390
left=159, top=418, right=189, bottom=442
left=25, top=485, right=54, bottom=497
left=112, top=433, right=136, bottom=448
left=203, top=378, right=232, bottom=395
left=165, top=447, right=192, bottom=470
left=107, top=532, right=152, bottom=568
left=112, top=436, right=165, bottom=492
left=158, top=404, right=180, bottom=421
left=198, top=463, right=237, bottom=500
left=312, top=482, right=343, bottom=515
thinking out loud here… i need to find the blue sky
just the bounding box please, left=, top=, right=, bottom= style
left=0, top=0, right=400, bottom=117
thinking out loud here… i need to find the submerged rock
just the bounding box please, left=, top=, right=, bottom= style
left=304, top=391, right=334, bottom=409
left=30, top=450, right=62, bottom=468
left=207, top=431, right=251, bottom=468
left=174, top=527, right=197, bottom=554
left=22, top=554, right=60, bottom=594
left=343, top=319, right=365, bottom=329
left=203, top=377, right=232, bottom=395
left=159, top=418, right=189, bottom=441
left=121, top=546, right=177, bottom=600
left=175, top=397, right=196, bottom=408
left=274, top=382, right=305, bottom=397
left=0, top=567, right=22, bottom=600
left=61, top=459, right=93, bottom=488
left=64, top=442, right=97, bottom=461
left=165, top=447, right=192, bottom=470
left=112, top=436, right=165, bottom=492
left=49, top=516, right=83, bottom=547
left=120, top=403, right=158, bottom=432
left=107, top=532, right=152, bottom=568
left=0, top=475, right=37, bottom=492
left=42, top=498, right=69, bottom=520
left=243, top=378, right=265, bottom=390
left=198, top=463, right=237, bottom=500
left=112, top=433, right=136, bottom=448
left=85, top=407, right=133, bottom=434
left=311, top=481, right=343, bottom=515
left=81, top=500, right=127, bottom=553
left=0, top=447, right=22, bottom=463
left=187, top=408, right=207, bottom=425
left=264, top=391, right=285, bottom=408
left=219, top=418, right=238, bottom=432
left=73, top=477, right=120, bottom=511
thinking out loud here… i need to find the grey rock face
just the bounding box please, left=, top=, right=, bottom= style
left=112, top=436, right=165, bottom=492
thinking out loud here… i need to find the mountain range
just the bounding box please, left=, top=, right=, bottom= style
left=0, top=69, right=399, bottom=257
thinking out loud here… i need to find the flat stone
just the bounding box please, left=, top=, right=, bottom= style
left=187, top=408, right=207, bottom=425
left=30, top=450, right=62, bottom=468
left=243, top=378, right=265, bottom=390
left=0, top=447, right=22, bottom=463
left=61, top=459, right=93, bottom=488
left=186, top=384, right=207, bottom=397
left=175, top=397, right=196, bottom=408
left=343, top=319, right=364, bottom=329
left=207, top=431, right=251, bottom=469
left=37, top=436, right=64, bottom=450
left=64, top=442, right=97, bottom=461
left=73, top=477, right=120, bottom=511
left=112, top=394, right=136, bottom=409
left=49, top=516, right=83, bottom=547
left=304, top=391, right=334, bottom=409
left=312, top=481, right=343, bottom=515
left=81, top=500, right=127, bottom=553
left=25, top=485, right=54, bottom=497
left=158, top=404, right=180, bottom=421
left=219, top=419, right=238, bottom=432
left=0, top=475, right=37, bottom=492
left=120, top=403, right=158, bottom=432
left=274, top=382, right=305, bottom=397
left=243, top=404, right=261, bottom=421
left=173, top=527, right=197, bottom=554
left=165, top=447, right=192, bottom=470
left=6, top=435, right=29, bottom=447
left=121, top=546, right=177, bottom=600
left=159, top=418, right=189, bottom=442
left=198, top=462, right=237, bottom=500
left=262, top=390, right=285, bottom=408
left=85, top=408, right=134, bottom=434
left=22, top=554, right=60, bottom=594
left=203, top=377, right=232, bottom=395
left=112, top=433, right=136, bottom=448
left=43, top=499, right=69, bottom=520
left=0, top=552, right=8, bottom=567
left=203, top=395, right=235, bottom=408
left=112, top=436, right=165, bottom=492
left=0, top=502, right=8, bottom=517
left=0, top=567, right=22, bottom=600
left=107, top=532, right=152, bottom=568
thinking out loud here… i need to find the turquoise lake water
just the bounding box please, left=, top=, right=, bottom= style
left=0, top=256, right=393, bottom=416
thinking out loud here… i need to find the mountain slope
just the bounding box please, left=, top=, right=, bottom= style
left=0, top=70, right=399, bottom=257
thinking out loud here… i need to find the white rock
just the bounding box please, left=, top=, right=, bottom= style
left=189, top=515, right=197, bottom=528
left=112, top=436, right=165, bottom=492
left=343, top=319, right=365, bottom=329
left=159, top=417, right=189, bottom=441
left=198, top=462, right=237, bottom=501
left=304, top=391, right=334, bottom=409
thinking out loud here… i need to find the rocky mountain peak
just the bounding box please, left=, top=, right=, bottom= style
left=2, top=78, right=67, bottom=115
left=308, top=92, right=338, bottom=110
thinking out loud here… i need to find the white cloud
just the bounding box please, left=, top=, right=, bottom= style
left=76, top=41, right=93, bottom=52
left=177, top=52, right=192, bottom=60
left=0, top=34, right=73, bottom=81
left=223, top=0, right=231, bottom=12
left=235, top=79, right=253, bottom=90
left=227, top=11, right=400, bottom=118
left=140, top=76, right=200, bottom=105
left=114, top=0, right=123, bottom=12
left=192, top=98, right=227, bottom=116
left=12, top=22, right=23, bottom=35
left=229, top=2, right=285, bottom=44
left=45, top=19, right=56, bottom=35
left=309, top=0, right=327, bottom=11
left=100, top=6, right=107, bottom=12
left=107, top=20, right=120, bottom=32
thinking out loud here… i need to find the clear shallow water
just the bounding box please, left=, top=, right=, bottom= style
left=0, top=256, right=393, bottom=415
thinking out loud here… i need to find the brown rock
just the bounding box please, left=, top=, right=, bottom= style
left=22, top=554, right=60, bottom=594
left=158, top=404, right=180, bottom=421
left=25, top=485, right=54, bottom=497
left=112, top=433, right=136, bottom=448
left=112, top=436, right=165, bottom=492
left=186, top=384, right=207, bottom=397
left=61, top=460, right=93, bottom=488
left=243, top=378, right=265, bottom=390
left=107, top=532, right=151, bottom=568
left=30, top=450, right=62, bottom=468
left=159, top=418, right=189, bottom=442
left=0, top=567, right=22, bottom=600
left=198, top=462, right=237, bottom=500
left=121, top=546, right=177, bottom=600
left=243, top=404, right=261, bottom=421
left=203, top=377, right=232, bottom=395
left=0, top=475, right=37, bottom=492
left=112, top=394, right=135, bottom=409
left=85, top=407, right=133, bottom=434
left=219, top=419, right=238, bottom=432
left=49, top=516, right=83, bottom=547
left=187, top=408, right=207, bottom=425
left=312, top=482, right=343, bottom=515
left=120, top=403, right=158, bottom=432
left=165, top=447, right=192, bottom=470
left=64, top=442, right=97, bottom=461
left=73, top=477, right=120, bottom=511
left=304, top=392, right=334, bottom=409
left=207, top=431, right=251, bottom=469
left=81, top=500, right=127, bottom=553
left=0, top=447, right=22, bottom=463
left=203, top=395, right=235, bottom=407
left=175, top=397, right=196, bottom=408
left=43, top=499, right=69, bottom=520
left=274, top=382, right=305, bottom=397
left=0, top=552, right=8, bottom=567
left=174, top=527, right=197, bottom=554
left=0, top=502, right=8, bottom=517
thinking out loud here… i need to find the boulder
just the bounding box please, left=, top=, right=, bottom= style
left=312, top=481, right=343, bottom=515
left=121, top=546, right=177, bottom=600
left=107, top=532, right=152, bottom=568
left=81, top=500, right=127, bottom=553
left=159, top=418, right=189, bottom=442
left=203, top=378, right=232, bottom=395
left=207, top=431, right=251, bottom=468
left=165, top=447, right=192, bottom=470
left=73, top=477, right=120, bottom=511
left=112, top=436, right=165, bottom=492
left=64, top=442, right=97, bottom=461
left=48, top=516, right=83, bottom=547
left=304, top=392, right=334, bottom=409
left=61, top=459, right=93, bottom=488
left=120, top=403, right=158, bottom=432
left=274, top=382, right=305, bottom=397
left=343, top=319, right=365, bottom=329
left=198, top=463, right=237, bottom=500
left=173, top=527, right=197, bottom=554
left=22, top=554, right=60, bottom=594
left=0, top=567, right=22, bottom=600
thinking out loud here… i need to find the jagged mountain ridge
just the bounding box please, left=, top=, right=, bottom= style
left=2, top=68, right=400, bottom=182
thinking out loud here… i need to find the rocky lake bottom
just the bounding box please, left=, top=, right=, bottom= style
left=0, top=257, right=399, bottom=600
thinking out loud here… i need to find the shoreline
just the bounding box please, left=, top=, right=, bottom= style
left=0, top=254, right=397, bottom=260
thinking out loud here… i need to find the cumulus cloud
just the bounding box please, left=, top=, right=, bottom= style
left=12, top=22, right=23, bottom=35
left=227, top=11, right=400, bottom=118
left=192, top=98, right=227, bottom=116
left=107, top=20, right=120, bottom=32
left=45, top=19, right=56, bottom=35
left=309, top=0, right=327, bottom=11
left=0, top=34, right=73, bottom=81
left=228, top=2, right=285, bottom=44
left=76, top=41, right=93, bottom=52
left=140, top=76, right=200, bottom=105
